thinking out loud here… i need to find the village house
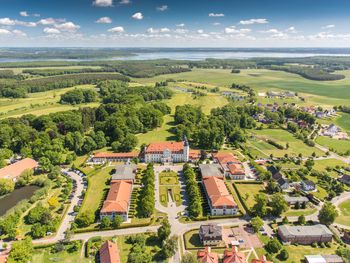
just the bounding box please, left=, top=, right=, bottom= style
left=223, top=246, right=245, bottom=263
left=100, top=180, right=133, bottom=221
left=301, top=180, right=316, bottom=191
left=91, top=152, right=139, bottom=164
left=199, top=224, right=223, bottom=246
left=203, top=176, right=238, bottom=216
left=197, top=247, right=219, bottom=263
left=99, top=240, right=120, bottom=263
left=271, top=170, right=289, bottom=190
left=278, top=224, right=333, bottom=245
left=0, top=158, right=38, bottom=181
left=199, top=164, right=224, bottom=179
left=144, top=138, right=190, bottom=163
left=338, top=174, right=350, bottom=186
left=213, top=152, right=245, bottom=180
left=304, top=255, right=344, bottom=263
left=284, top=196, right=309, bottom=206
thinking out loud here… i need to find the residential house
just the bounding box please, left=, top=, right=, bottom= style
left=199, top=224, right=223, bottom=246
left=144, top=138, right=189, bottom=163
left=197, top=247, right=219, bottom=263
left=91, top=152, right=139, bottom=164
left=189, top=149, right=201, bottom=162
left=99, top=241, right=120, bottom=263
left=343, top=231, right=350, bottom=244
left=199, top=164, right=224, bottom=179
left=323, top=124, right=339, bottom=137
left=213, top=152, right=245, bottom=180
left=305, top=255, right=344, bottom=263
left=251, top=255, right=273, bottom=263
left=301, top=180, right=316, bottom=191
left=111, top=164, right=137, bottom=183
left=278, top=224, right=333, bottom=245
left=202, top=177, right=238, bottom=216
left=0, top=158, right=38, bottom=181
left=338, top=174, right=350, bottom=186
left=271, top=171, right=289, bottom=190
left=284, top=196, right=309, bottom=206
left=100, top=180, right=133, bottom=221
left=223, top=246, right=245, bottom=263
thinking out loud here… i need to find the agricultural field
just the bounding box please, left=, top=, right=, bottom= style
left=335, top=112, right=350, bottom=134
left=248, top=128, right=324, bottom=157
left=313, top=158, right=348, bottom=177
left=335, top=199, right=350, bottom=227
left=0, top=84, right=99, bottom=119
left=316, top=136, right=350, bottom=155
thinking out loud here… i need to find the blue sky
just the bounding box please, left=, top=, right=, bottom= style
left=0, top=0, right=350, bottom=47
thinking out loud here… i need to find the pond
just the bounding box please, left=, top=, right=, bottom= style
left=0, top=185, right=40, bottom=217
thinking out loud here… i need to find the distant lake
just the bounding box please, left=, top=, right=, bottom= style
left=0, top=185, right=40, bottom=217
left=1, top=48, right=350, bottom=62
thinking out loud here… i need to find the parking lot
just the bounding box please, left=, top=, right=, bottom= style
left=222, top=225, right=263, bottom=249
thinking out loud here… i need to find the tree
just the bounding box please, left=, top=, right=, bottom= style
left=251, top=216, right=264, bottom=233
left=160, top=236, right=178, bottom=259
left=252, top=194, right=268, bottom=217
left=318, top=202, right=338, bottom=225
left=31, top=223, right=47, bottom=239
left=270, top=193, right=288, bottom=217
left=75, top=211, right=94, bottom=227
left=8, top=237, right=33, bottom=263
left=112, top=215, right=123, bottom=229
left=265, top=239, right=282, bottom=254
left=0, top=178, right=15, bottom=196
left=279, top=248, right=289, bottom=260
left=282, top=216, right=289, bottom=224
left=298, top=214, right=306, bottom=225
left=100, top=216, right=111, bottom=229
left=181, top=253, right=198, bottom=263
left=158, top=218, right=171, bottom=241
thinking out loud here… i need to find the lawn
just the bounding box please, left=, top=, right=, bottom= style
left=249, top=128, right=324, bottom=157
left=159, top=185, right=182, bottom=207
left=316, top=136, right=350, bottom=155
left=283, top=208, right=317, bottom=217
left=0, top=84, right=99, bottom=119
left=313, top=158, right=347, bottom=177
left=159, top=171, right=179, bottom=185
left=234, top=183, right=266, bottom=210
left=335, top=198, right=350, bottom=227
left=335, top=112, right=350, bottom=134
left=79, top=166, right=113, bottom=218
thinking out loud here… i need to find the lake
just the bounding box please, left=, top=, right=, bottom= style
left=0, top=185, right=40, bottom=217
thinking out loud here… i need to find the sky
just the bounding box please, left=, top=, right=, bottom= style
left=0, top=0, right=350, bottom=47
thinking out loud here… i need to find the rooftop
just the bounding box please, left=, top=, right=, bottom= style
left=199, top=164, right=224, bottom=178
left=93, top=152, right=139, bottom=158
left=284, top=196, right=309, bottom=203
left=99, top=241, right=120, bottom=263
left=203, top=177, right=236, bottom=207
left=197, top=247, right=218, bottom=263
left=0, top=158, right=38, bottom=180
left=101, top=180, right=133, bottom=213
left=223, top=246, right=245, bottom=263
left=252, top=255, right=273, bottom=263
left=145, top=141, right=185, bottom=153
left=199, top=224, right=222, bottom=238
left=278, top=224, right=333, bottom=238
left=112, top=164, right=137, bottom=181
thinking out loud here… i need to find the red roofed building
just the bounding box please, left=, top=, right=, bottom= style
left=203, top=177, right=238, bottom=216
left=213, top=153, right=245, bottom=180
left=189, top=149, right=201, bottom=162
left=99, top=241, right=120, bottom=263
left=223, top=246, right=245, bottom=263
left=91, top=152, right=139, bottom=164
left=197, top=247, right=219, bottom=263
left=100, top=180, right=133, bottom=221
left=0, top=158, right=38, bottom=181
left=251, top=255, right=273, bottom=263
left=144, top=138, right=189, bottom=163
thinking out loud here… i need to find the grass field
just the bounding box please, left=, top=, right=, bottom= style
left=316, top=136, right=350, bottom=155
left=283, top=208, right=317, bottom=217
left=133, top=68, right=350, bottom=106
left=32, top=249, right=88, bottom=263
left=158, top=171, right=182, bottom=207
left=335, top=113, right=350, bottom=134
left=234, top=183, right=266, bottom=209
left=79, top=166, right=113, bottom=218
left=249, top=128, right=324, bottom=157
left=0, top=84, right=99, bottom=119
left=313, top=158, right=347, bottom=177
left=335, top=198, right=350, bottom=227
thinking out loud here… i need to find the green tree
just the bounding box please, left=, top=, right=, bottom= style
left=265, top=239, right=282, bottom=254
left=160, top=236, right=178, bottom=259
left=252, top=194, right=268, bottom=217
left=251, top=216, right=264, bottom=233
left=181, top=253, right=198, bottom=263
left=0, top=178, right=15, bottom=196
left=75, top=211, right=94, bottom=227
left=298, top=215, right=306, bottom=225
left=112, top=215, right=123, bottom=229
left=31, top=223, right=47, bottom=239
left=318, top=202, right=338, bottom=225
left=100, top=216, right=111, bottom=229
left=158, top=218, right=171, bottom=241
left=279, top=248, right=289, bottom=260
left=8, top=237, right=34, bottom=263
left=270, top=193, right=288, bottom=216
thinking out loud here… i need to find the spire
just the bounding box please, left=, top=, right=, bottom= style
left=183, top=135, right=189, bottom=146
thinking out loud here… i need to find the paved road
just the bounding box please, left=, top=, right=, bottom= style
left=34, top=169, right=85, bottom=244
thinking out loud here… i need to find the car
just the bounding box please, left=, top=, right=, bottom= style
left=238, top=239, right=244, bottom=243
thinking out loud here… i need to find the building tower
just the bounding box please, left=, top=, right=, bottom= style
left=183, top=135, right=190, bottom=162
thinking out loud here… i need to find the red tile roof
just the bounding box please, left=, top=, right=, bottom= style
left=0, top=158, right=38, bottom=180
left=223, top=246, right=245, bottom=263
left=227, top=163, right=245, bottom=175
left=203, top=177, right=236, bottom=207
left=197, top=247, right=218, bottom=263
left=213, top=152, right=240, bottom=166
left=99, top=241, right=120, bottom=263
left=101, top=180, right=132, bottom=213
left=189, top=149, right=201, bottom=159
left=251, top=255, right=273, bottom=263
left=93, top=152, right=139, bottom=158
left=145, top=141, right=184, bottom=153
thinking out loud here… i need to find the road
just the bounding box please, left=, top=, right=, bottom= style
left=33, top=169, right=85, bottom=245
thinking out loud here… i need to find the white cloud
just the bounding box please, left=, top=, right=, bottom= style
left=15, top=20, right=37, bottom=27
left=93, top=0, right=113, bottom=7
left=160, top=27, right=170, bottom=33
left=213, top=22, right=221, bottom=26
left=225, top=26, right=251, bottom=34
left=176, top=23, right=185, bottom=27
left=286, top=26, right=297, bottom=33
left=33, top=13, right=41, bottom=17
left=119, top=0, right=131, bottom=4
left=322, top=24, right=335, bottom=29
left=0, top=28, right=27, bottom=37
left=96, top=17, right=112, bottom=24
left=131, top=12, right=143, bottom=20
left=0, top=18, right=16, bottom=26
left=55, top=22, right=80, bottom=32
left=0, top=28, right=12, bottom=35
left=43, top=27, right=61, bottom=34
left=12, top=29, right=26, bottom=37
left=20, top=11, right=29, bottom=17
left=174, top=28, right=188, bottom=34
left=38, top=18, right=61, bottom=25
left=157, top=5, right=168, bottom=11
left=209, top=13, right=225, bottom=17
left=197, top=29, right=204, bottom=34
left=147, top=27, right=170, bottom=34
left=239, top=18, right=268, bottom=25
left=108, top=26, right=124, bottom=33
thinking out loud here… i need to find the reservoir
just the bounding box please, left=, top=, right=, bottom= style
left=0, top=185, right=40, bottom=217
